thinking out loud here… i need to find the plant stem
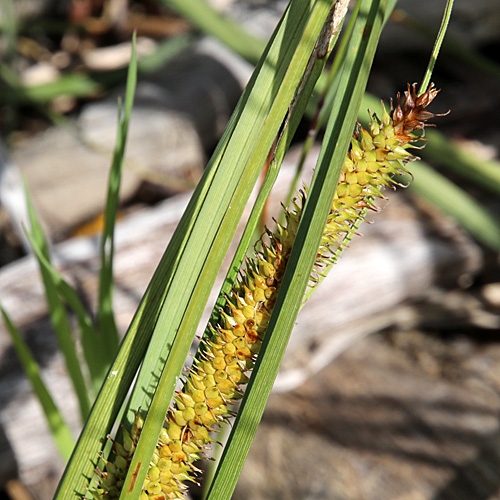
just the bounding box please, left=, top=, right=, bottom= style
left=419, top=0, right=454, bottom=95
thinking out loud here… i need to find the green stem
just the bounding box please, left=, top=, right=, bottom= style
left=419, top=0, right=454, bottom=95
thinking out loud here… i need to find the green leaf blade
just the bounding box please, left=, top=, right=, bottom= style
left=24, top=182, right=92, bottom=421
left=97, top=33, right=138, bottom=367
left=1, top=306, right=75, bottom=461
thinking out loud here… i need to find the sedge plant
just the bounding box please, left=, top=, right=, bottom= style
left=79, top=2, right=449, bottom=500
left=92, top=81, right=445, bottom=500
left=1, top=0, right=461, bottom=500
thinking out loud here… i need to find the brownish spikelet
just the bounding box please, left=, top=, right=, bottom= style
left=392, top=83, right=446, bottom=139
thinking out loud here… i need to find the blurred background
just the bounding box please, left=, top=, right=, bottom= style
left=1, top=0, right=500, bottom=499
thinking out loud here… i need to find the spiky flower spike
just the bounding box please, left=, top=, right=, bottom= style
left=91, top=83, right=442, bottom=500
left=311, top=83, right=443, bottom=278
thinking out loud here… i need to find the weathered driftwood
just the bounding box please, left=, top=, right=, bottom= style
left=0, top=159, right=482, bottom=498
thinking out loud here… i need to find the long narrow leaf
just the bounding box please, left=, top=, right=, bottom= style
left=1, top=306, right=75, bottom=461
left=24, top=183, right=92, bottom=420
left=423, top=129, right=500, bottom=198
left=23, top=230, right=107, bottom=386
left=405, top=161, right=500, bottom=252
left=96, top=33, right=138, bottom=372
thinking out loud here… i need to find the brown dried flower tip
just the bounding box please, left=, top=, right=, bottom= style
left=392, top=83, right=447, bottom=140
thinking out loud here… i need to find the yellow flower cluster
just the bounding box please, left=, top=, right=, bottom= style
left=92, top=83, right=441, bottom=500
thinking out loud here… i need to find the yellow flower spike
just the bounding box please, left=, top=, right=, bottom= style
left=372, top=132, right=386, bottom=149
left=159, top=428, right=170, bottom=444
left=168, top=440, right=183, bottom=453
left=366, top=160, right=381, bottom=173
left=232, top=337, right=246, bottom=349
left=131, top=414, right=144, bottom=442
left=345, top=171, right=358, bottom=185
left=171, top=451, right=186, bottom=463
left=214, top=369, right=229, bottom=384
left=245, top=329, right=260, bottom=344
left=349, top=184, right=363, bottom=198
left=217, top=379, right=236, bottom=394
left=218, top=327, right=236, bottom=343
left=251, top=286, right=266, bottom=303
left=381, top=102, right=391, bottom=126
left=174, top=397, right=186, bottom=411
left=210, top=343, right=225, bottom=358
left=182, top=441, right=201, bottom=456
left=220, top=310, right=236, bottom=330
left=363, top=149, right=378, bottom=162
left=357, top=171, right=372, bottom=186
left=177, top=393, right=195, bottom=408
left=243, top=318, right=256, bottom=331
left=159, top=469, right=173, bottom=482
left=343, top=156, right=355, bottom=173
left=336, top=183, right=348, bottom=197
left=213, top=404, right=228, bottom=416
left=230, top=324, right=244, bottom=338
left=94, top=84, right=443, bottom=500
left=222, top=343, right=236, bottom=356
left=190, top=389, right=205, bottom=403
left=199, top=410, right=218, bottom=427
left=236, top=347, right=252, bottom=360
left=170, top=462, right=190, bottom=476
left=224, top=354, right=237, bottom=366
left=192, top=426, right=210, bottom=443
left=252, top=272, right=267, bottom=289
left=370, top=120, right=380, bottom=137
left=242, top=305, right=255, bottom=319
left=160, top=482, right=179, bottom=495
